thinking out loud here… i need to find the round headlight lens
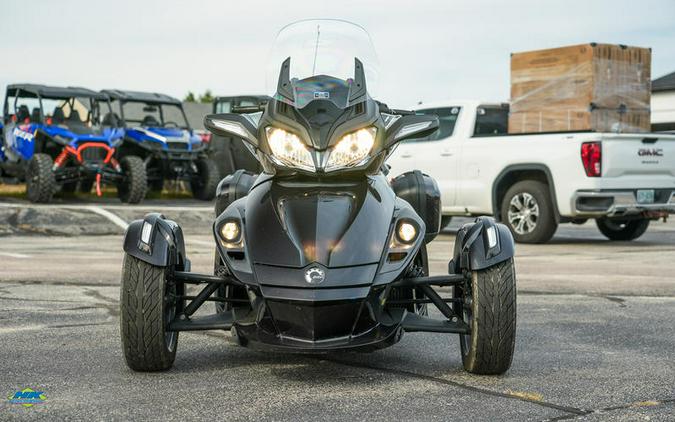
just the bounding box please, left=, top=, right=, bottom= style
left=220, top=221, right=240, bottom=242
left=396, top=221, right=417, bottom=244
left=325, top=127, right=376, bottom=171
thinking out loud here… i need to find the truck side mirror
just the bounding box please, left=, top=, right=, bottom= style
left=203, top=113, right=259, bottom=148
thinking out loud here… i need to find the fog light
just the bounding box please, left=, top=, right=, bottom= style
left=396, top=221, right=417, bottom=244
left=220, top=221, right=240, bottom=242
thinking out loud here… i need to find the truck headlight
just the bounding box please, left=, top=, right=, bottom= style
left=325, top=127, right=376, bottom=172
left=265, top=127, right=315, bottom=172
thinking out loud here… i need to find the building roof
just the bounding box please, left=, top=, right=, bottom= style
left=652, top=71, right=675, bottom=92
left=101, top=89, right=181, bottom=105
left=7, top=84, right=108, bottom=99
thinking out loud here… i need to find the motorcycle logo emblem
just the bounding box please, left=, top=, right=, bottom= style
left=304, top=267, right=325, bottom=284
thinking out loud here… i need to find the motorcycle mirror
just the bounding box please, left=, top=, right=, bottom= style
left=203, top=113, right=259, bottom=147
left=384, top=114, right=439, bottom=148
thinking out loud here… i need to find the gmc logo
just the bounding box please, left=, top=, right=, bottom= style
left=638, top=148, right=663, bottom=157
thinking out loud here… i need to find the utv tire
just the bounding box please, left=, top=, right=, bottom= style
left=501, top=180, right=557, bottom=244
left=117, top=156, right=147, bottom=204
left=596, top=218, right=649, bottom=241
left=120, top=254, right=177, bottom=371
left=458, top=258, right=516, bottom=375
left=440, top=216, right=453, bottom=229
left=191, top=158, right=219, bottom=201
left=26, top=153, right=56, bottom=203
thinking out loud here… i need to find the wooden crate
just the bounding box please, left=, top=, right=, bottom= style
left=509, top=43, right=651, bottom=133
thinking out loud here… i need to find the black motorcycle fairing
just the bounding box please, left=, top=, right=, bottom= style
left=214, top=198, right=255, bottom=284
left=243, top=173, right=397, bottom=270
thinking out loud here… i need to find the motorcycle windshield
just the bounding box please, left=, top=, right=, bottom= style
left=266, top=19, right=380, bottom=109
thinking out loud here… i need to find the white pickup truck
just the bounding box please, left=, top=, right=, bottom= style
left=386, top=100, right=675, bottom=243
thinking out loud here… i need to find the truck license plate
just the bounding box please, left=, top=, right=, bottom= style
left=637, top=189, right=655, bottom=204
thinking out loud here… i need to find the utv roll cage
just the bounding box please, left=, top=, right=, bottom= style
left=102, top=89, right=191, bottom=129
left=3, top=84, right=111, bottom=125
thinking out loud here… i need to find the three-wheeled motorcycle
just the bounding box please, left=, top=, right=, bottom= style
left=120, top=20, right=517, bottom=375
left=1, top=84, right=145, bottom=203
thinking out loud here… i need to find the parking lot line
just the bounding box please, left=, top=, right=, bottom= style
left=0, top=252, right=31, bottom=258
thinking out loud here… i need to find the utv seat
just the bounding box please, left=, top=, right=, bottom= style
left=16, top=105, right=30, bottom=123
left=141, top=115, right=160, bottom=127
left=31, top=108, right=42, bottom=123
left=102, top=112, right=121, bottom=127
left=65, top=110, right=93, bottom=134
left=52, top=108, right=66, bottom=125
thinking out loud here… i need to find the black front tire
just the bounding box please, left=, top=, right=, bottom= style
left=26, top=153, right=56, bottom=203
left=120, top=254, right=177, bottom=371
left=457, top=258, right=516, bottom=375
left=191, top=158, right=219, bottom=201
left=596, top=218, right=650, bottom=241
left=117, top=156, right=147, bottom=204
left=501, top=180, right=557, bottom=243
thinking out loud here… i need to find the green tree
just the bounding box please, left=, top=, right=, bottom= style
left=183, top=91, right=196, bottom=102
left=199, top=90, right=214, bottom=104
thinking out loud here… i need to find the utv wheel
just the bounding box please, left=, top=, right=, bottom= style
left=191, top=158, right=219, bottom=201
left=596, top=218, right=649, bottom=241
left=456, top=258, right=516, bottom=375
left=117, top=156, right=147, bottom=204
left=440, top=216, right=453, bottom=229
left=26, top=153, right=56, bottom=203
left=120, top=254, right=177, bottom=371
left=501, top=180, right=557, bottom=243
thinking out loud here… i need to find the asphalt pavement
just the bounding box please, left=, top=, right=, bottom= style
left=0, top=199, right=674, bottom=421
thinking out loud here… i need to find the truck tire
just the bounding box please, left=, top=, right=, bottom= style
left=191, top=158, right=219, bottom=201
left=26, top=153, right=56, bottom=203
left=120, top=254, right=177, bottom=371
left=117, top=156, right=147, bottom=204
left=596, top=218, right=649, bottom=241
left=456, top=258, right=516, bottom=375
left=501, top=180, right=557, bottom=243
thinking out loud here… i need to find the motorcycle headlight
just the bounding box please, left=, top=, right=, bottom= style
left=265, top=127, right=315, bottom=172
left=325, top=127, right=376, bottom=172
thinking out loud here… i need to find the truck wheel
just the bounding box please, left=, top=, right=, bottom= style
left=501, top=180, right=557, bottom=243
left=26, top=153, right=56, bottom=203
left=596, top=218, right=649, bottom=241
left=455, top=258, right=516, bottom=375
left=117, top=156, right=147, bottom=204
left=120, top=254, right=178, bottom=371
left=191, top=158, right=219, bottom=201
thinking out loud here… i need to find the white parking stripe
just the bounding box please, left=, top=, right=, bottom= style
left=86, top=206, right=129, bottom=230
left=0, top=202, right=213, bottom=212
left=0, top=252, right=31, bottom=259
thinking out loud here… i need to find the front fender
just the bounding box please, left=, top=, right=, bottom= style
left=123, top=213, right=189, bottom=270
left=452, top=216, right=515, bottom=272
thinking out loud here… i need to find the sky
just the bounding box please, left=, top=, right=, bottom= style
left=1, top=0, right=674, bottom=108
